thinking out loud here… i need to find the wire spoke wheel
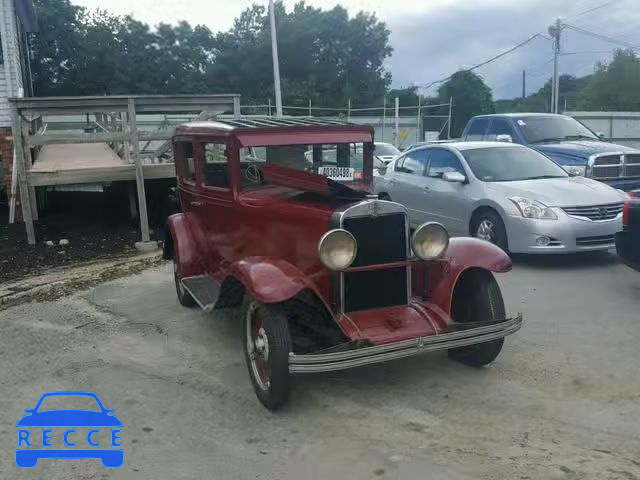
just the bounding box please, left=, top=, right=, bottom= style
left=246, top=302, right=272, bottom=391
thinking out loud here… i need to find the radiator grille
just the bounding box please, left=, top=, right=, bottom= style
left=591, top=153, right=640, bottom=180
left=342, top=213, right=408, bottom=312
left=562, top=203, right=624, bottom=221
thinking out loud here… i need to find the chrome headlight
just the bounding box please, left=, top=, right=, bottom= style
left=564, top=165, right=586, bottom=177
left=318, top=229, right=357, bottom=271
left=509, top=197, right=558, bottom=220
left=412, top=222, right=450, bottom=260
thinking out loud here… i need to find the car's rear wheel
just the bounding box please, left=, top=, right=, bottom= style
left=242, top=296, right=292, bottom=410
left=448, top=269, right=505, bottom=367
left=173, top=253, right=196, bottom=308
left=472, top=210, right=509, bottom=253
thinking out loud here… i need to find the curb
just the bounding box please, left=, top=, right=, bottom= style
left=0, top=250, right=164, bottom=311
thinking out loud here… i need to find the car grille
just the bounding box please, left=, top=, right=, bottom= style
left=591, top=153, right=640, bottom=180
left=575, top=235, right=615, bottom=247
left=562, top=203, right=624, bottom=221
left=342, top=213, right=407, bottom=312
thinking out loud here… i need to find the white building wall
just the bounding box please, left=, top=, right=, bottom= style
left=0, top=0, right=24, bottom=127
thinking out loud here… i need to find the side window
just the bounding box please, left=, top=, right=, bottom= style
left=395, top=150, right=428, bottom=175
left=465, top=118, right=490, bottom=140
left=202, top=143, right=230, bottom=189
left=489, top=119, right=515, bottom=139
left=426, top=149, right=466, bottom=179
left=175, top=141, right=196, bottom=184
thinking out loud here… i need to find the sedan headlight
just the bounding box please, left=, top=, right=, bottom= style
left=318, top=229, right=357, bottom=271
left=412, top=222, right=450, bottom=260
left=509, top=197, right=558, bottom=220
left=564, top=165, right=586, bottom=177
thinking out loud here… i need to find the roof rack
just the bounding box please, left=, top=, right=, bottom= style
left=215, top=116, right=356, bottom=129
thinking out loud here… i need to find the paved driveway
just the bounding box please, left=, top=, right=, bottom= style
left=1, top=254, right=639, bottom=479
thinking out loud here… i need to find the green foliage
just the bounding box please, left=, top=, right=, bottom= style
left=30, top=0, right=392, bottom=106
left=578, top=49, right=640, bottom=110
left=438, top=71, right=494, bottom=137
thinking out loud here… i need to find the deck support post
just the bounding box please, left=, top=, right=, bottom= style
left=127, top=97, right=151, bottom=244
left=11, top=107, right=36, bottom=244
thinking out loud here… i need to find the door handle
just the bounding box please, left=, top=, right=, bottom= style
left=190, top=201, right=204, bottom=207
left=423, top=186, right=431, bottom=192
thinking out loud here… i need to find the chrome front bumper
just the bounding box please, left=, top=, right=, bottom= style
left=288, top=314, right=523, bottom=373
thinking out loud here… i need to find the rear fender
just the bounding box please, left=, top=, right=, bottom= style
left=414, top=237, right=512, bottom=316
left=227, top=257, right=325, bottom=305
left=163, top=213, right=204, bottom=278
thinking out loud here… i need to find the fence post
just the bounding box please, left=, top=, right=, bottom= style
left=447, top=97, right=453, bottom=139
left=382, top=96, right=386, bottom=142
left=347, top=99, right=351, bottom=122
left=417, top=96, right=422, bottom=142
left=394, top=97, right=400, bottom=148
left=128, top=97, right=151, bottom=244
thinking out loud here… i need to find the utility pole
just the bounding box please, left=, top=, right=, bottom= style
left=394, top=97, right=400, bottom=148
left=522, top=70, right=526, bottom=100
left=549, top=18, right=562, bottom=114
left=269, top=0, right=283, bottom=117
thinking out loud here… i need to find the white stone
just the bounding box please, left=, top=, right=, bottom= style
left=59, top=239, right=70, bottom=246
left=45, top=241, right=55, bottom=247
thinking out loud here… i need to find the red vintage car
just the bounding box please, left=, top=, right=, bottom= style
left=163, top=117, right=523, bottom=410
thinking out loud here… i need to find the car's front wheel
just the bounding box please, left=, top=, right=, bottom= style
left=448, top=269, right=505, bottom=367
left=242, top=296, right=292, bottom=410
left=472, top=210, right=509, bottom=253
left=173, top=252, right=196, bottom=308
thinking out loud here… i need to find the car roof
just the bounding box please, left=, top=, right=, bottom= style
left=413, top=141, right=528, bottom=152
left=175, top=117, right=372, bottom=136
left=473, top=113, right=564, bottom=119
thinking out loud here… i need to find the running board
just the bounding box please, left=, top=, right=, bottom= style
left=181, top=275, right=220, bottom=312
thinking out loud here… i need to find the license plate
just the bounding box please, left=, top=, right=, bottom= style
left=318, top=167, right=355, bottom=181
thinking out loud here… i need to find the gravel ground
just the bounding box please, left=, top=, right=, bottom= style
left=0, top=253, right=639, bottom=479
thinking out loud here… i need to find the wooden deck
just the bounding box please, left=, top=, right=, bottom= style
left=27, top=143, right=174, bottom=186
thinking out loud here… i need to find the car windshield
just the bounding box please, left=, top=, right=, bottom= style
left=462, top=146, right=569, bottom=182
left=240, top=142, right=368, bottom=190
left=518, top=116, right=597, bottom=143
left=375, top=143, right=400, bottom=156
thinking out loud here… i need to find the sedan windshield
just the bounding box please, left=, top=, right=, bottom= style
left=462, top=146, right=569, bottom=182
left=518, top=116, right=597, bottom=143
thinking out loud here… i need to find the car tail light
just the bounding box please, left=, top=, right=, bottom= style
left=630, top=191, right=637, bottom=198
left=622, top=199, right=631, bottom=226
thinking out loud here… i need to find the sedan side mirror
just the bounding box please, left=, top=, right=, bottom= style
left=443, top=171, right=466, bottom=183
left=496, top=134, right=513, bottom=143
left=596, top=132, right=606, bottom=140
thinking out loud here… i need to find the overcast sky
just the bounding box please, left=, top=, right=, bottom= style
left=71, top=0, right=640, bottom=100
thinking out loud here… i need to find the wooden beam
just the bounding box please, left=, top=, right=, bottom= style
left=128, top=97, right=151, bottom=243
left=26, top=132, right=130, bottom=146
left=26, top=164, right=175, bottom=187
left=11, top=109, right=36, bottom=244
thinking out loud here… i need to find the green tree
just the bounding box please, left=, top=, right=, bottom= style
left=438, top=71, right=494, bottom=137
left=578, top=49, right=640, bottom=110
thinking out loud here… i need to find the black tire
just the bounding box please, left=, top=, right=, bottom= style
left=173, top=254, right=196, bottom=308
left=242, top=296, right=292, bottom=410
left=448, top=270, right=505, bottom=367
left=471, top=210, right=509, bottom=253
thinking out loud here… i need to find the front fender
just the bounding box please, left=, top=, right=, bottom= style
left=163, top=213, right=204, bottom=278
left=418, top=237, right=512, bottom=316
left=228, top=257, right=323, bottom=304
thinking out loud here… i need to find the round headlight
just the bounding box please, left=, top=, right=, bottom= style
left=412, top=222, right=450, bottom=260
left=318, top=229, right=357, bottom=271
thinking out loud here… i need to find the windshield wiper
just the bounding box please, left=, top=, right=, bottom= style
left=562, top=135, right=597, bottom=141
left=524, top=175, right=565, bottom=180
left=530, top=137, right=563, bottom=144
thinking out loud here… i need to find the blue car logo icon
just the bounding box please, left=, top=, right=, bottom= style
left=16, top=391, right=123, bottom=468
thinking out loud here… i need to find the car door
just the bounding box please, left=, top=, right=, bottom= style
left=421, top=148, right=471, bottom=235
left=192, top=139, right=237, bottom=280
left=385, top=149, right=430, bottom=226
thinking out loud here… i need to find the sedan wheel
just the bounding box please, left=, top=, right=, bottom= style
left=472, top=211, right=509, bottom=253
left=476, top=219, right=495, bottom=242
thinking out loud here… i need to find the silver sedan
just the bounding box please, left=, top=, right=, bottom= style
left=375, top=142, right=628, bottom=254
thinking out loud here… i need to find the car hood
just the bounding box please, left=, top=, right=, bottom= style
left=487, top=176, right=625, bottom=207
left=16, top=410, right=123, bottom=427
left=535, top=140, right=638, bottom=164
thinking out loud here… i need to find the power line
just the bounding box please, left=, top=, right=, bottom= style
left=563, top=23, right=640, bottom=50
left=418, top=33, right=545, bottom=90
left=565, top=0, right=622, bottom=21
